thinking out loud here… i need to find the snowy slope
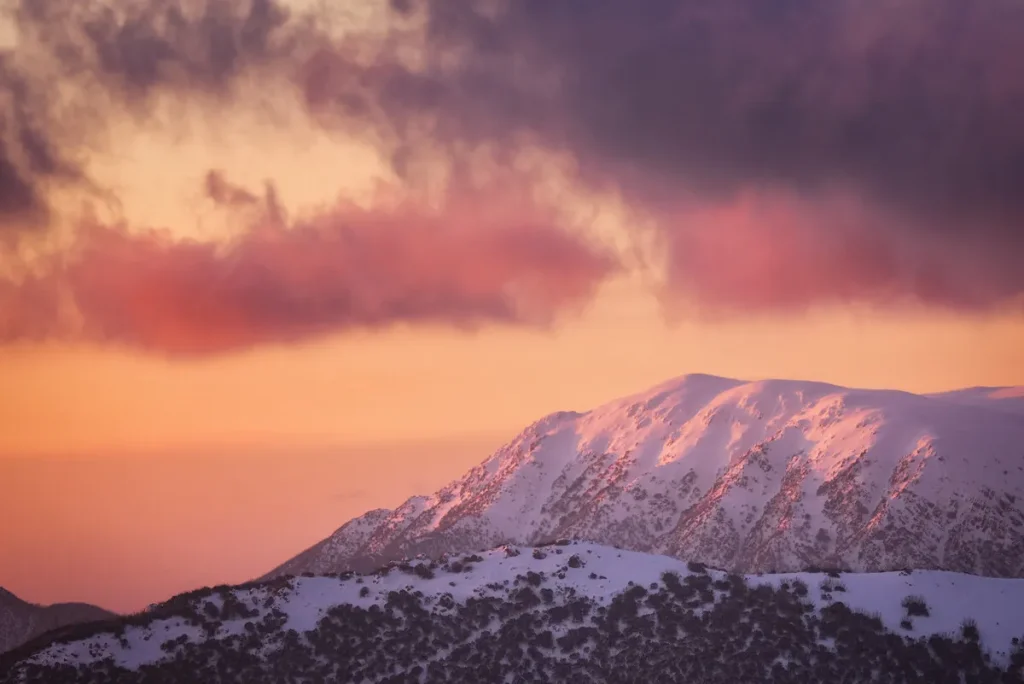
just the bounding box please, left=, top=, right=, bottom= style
left=0, top=587, right=114, bottom=655
left=269, top=374, right=1024, bottom=579
left=8, top=543, right=1024, bottom=683
left=928, top=386, right=1024, bottom=417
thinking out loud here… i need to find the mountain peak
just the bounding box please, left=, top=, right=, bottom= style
left=267, top=374, right=1024, bottom=580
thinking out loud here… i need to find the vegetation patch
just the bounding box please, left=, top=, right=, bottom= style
left=902, top=595, right=930, bottom=618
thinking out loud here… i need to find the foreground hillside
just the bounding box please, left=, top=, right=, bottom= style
left=270, top=374, right=1024, bottom=579
left=4, top=543, right=1024, bottom=683
left=0, top=589, right=114, bottom=656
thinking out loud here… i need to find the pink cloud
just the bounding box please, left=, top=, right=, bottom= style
left=660, top=190, right=1022, bottom=315
left=0, top=184, right=618, bottom=355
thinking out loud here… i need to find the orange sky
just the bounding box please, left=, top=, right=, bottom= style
left=3, top=268, right=1023, bottom=613
left=3, top=301, right=1023, bottom=613
left=2, top=3, right=1024, bottom=615
left=0, top=440, right=502, bottom=613
left=4, top=296, right=1024, bottom=457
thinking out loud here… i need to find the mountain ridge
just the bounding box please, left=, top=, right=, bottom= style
left=266, top=373, right=1024, bottom=580
left=6, top=542, right=1024, bottom=683
left=0, top=587, right=114, bottom=656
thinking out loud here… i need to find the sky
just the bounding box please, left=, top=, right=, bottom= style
left=1, top=0, right=1024, bottom=613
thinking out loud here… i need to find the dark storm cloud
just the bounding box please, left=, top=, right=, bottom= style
left=0, top=55, right=84, bottom=236
left=0, top=139, right=46, bottom=229
left=16, top=0, right=293, bottom=99
left=387, top=0, right=1024, bottom=224
left=317, top=0, right=1024, bottom=311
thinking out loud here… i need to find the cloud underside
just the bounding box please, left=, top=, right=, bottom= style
left=2, top=0, right=1024, bottom=354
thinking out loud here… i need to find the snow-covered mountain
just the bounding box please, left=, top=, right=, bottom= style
left=6, top=543, right=1024, bottom=683
left=0, top=587, right=113, bottom=656
left=269, top=374, right=1024, bottom=579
